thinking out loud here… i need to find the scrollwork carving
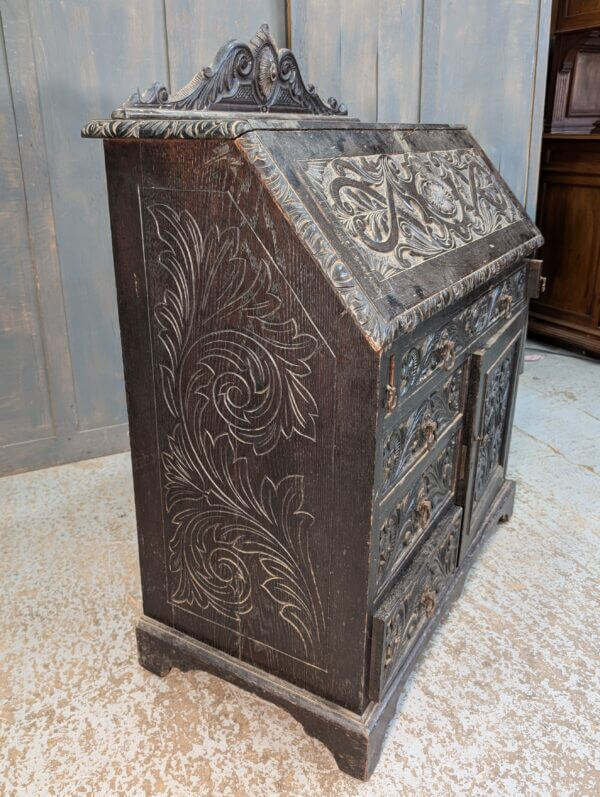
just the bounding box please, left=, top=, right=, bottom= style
left=115, top=24, right=346, bottom=118
left=396, top=268, right=526, bottom=398
left=381, top=370, right=461, bottom=495
left=372, top=511, right=461, bottom=698
left=474, top=347, right=517, bottom=502
left=149, top=203, right=324, bottom=658
left=303, top=149, right=523, bottom=278
left=378, top=439, right=457, bottom=594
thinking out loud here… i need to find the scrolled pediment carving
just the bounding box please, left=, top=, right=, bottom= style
left=114, top=24, right=347, bottom=118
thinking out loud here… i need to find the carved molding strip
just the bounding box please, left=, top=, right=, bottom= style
left=304, top=149, right=523, bottom=278
left=115, top=24, right=346, bottom=118
left=377, top=437, right=457, bottom=595
left=395, top=267, right=526, bottom=398
left=237, top=131, right=388, bottom=349
left=371, top=509, right=461, bottom=699
left=474, top=346, right=517, bottom=502
left=82, top=118, right=252, bottom=140
left=148, top=203, right=324, bottom=660
left=381, top=369, right=462, bottom=496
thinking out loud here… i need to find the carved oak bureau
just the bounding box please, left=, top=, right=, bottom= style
left=83, top=25, right=543, bottom=780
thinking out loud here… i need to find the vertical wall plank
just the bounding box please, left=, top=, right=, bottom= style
left=26, top=0, right=168, bottom=431
left=165, top=0, right=286, bottom=92
left=525, top=0, right=552, bottom=217
left=421, top=0, right=545, bottom=205
left=377, top=0, right=424, bottom=123
left=2, top=0, right=78, bottom=446
left=340, top=0, right=379, bottom=121
left=288, top=0, right=342, bottom=108
left=0, top=13, right=53, bottom=446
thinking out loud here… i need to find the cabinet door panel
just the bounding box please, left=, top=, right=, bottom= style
left=458, top=314, right=525, bottom=562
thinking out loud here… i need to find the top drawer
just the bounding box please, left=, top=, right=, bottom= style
left=385, top=266, right=527, bottom=406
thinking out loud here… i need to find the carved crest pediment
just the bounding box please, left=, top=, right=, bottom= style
left=114, top=24, right=347, bottom=118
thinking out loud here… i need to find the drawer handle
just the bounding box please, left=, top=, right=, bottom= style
left=415, top=493, right=432, bottom=528
left=385, top=383, right=397, bottom=413
left=420, top=415, right=438, bottom=450
left=437, top=338, right=456, bottom=370
left=500, top=293, right=513, bottom=318
left=420, top=587, right=436, bottom=619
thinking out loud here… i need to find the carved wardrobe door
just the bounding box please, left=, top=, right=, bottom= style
left=459, top=312, right=526, bottom=562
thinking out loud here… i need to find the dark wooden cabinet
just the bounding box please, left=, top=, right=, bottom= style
left=531, top=135, right=600, bottom=354
left=83, top=26, right=542, bottom=780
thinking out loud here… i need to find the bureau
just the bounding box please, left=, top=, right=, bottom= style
left=83, top=25, right=543, bottom=780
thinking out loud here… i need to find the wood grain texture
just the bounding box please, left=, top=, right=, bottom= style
left=421, top=0, right=542, bottom=204
left=0, top=13, right=52, bottom=448
left=530, top=136, right=600, bottom=354
left=377, top=0, right=424, bottom=123
left=287, top=0, right=343, bottom=109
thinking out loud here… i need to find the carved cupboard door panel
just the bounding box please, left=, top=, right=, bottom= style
left=458, top=312, right=526, bottom=563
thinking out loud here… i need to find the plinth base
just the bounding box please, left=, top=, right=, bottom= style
left=136, top=480, right=516, bottom=780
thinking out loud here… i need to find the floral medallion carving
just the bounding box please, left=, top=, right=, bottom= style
left=303, top=149, right=523, bottom=279
left=148, top=203, right=324, bottom=659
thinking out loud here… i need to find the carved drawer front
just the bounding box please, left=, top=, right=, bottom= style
left=391, top=266, right=526, bottom=402
left=369, top=506, right=462, bottom=701
left=380, top=367, right=464, bottom=498
left=376, top=435, right=459, bottom=598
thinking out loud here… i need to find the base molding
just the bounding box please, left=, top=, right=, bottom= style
left=136, top=480, right=516, bottom=780
left=528, top=315, right=600, bottom=357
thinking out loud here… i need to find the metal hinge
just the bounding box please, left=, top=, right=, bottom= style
left=525, top=258, right=545, bottom=299
left=459, top=443, right=469, bottom=480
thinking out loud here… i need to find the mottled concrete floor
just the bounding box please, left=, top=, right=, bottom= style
left=1, top=343, right=599, bottom=796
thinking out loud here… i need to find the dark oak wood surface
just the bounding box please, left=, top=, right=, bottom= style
left=98, top=121, right=540, bottom=780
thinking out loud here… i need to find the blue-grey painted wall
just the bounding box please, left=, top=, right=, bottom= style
left=0, top=0, right=550, bottom=475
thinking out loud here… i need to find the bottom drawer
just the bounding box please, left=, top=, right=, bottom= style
left=369, top=506, right=462, bottom=700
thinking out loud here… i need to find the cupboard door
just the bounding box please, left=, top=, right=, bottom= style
left=458, top=313, right=526, bottom=563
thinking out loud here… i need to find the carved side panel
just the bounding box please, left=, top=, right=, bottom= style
left=377, top=436, right=458, bottom=596
left=140, top=188, right=334, bottom=668
left=370, top=508, right=461, bottom=700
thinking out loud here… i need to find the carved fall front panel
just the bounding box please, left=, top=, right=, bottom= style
left=140, top=190, right=332, bottom=667
left=302, top=148, right=523, bottom=279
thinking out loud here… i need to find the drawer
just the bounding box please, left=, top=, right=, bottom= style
left=376, top=433, right=460, bottom=598
left=369, top=506, right=462, bottom=701
left=392, top=266, right=527, bottom=400
left=380, top=366, right=464, bottom=497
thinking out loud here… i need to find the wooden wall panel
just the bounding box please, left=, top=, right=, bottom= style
left=26, top=0, right=168, bottom=431
left=287, top=0, right=342, bottom=105
left=421, top=0, right=550, bottom=211
left=0, top=16, right=53, bottom=447
left=377, top=0, right=424, bottom=123
left=0, top=0, right=550, bottom=474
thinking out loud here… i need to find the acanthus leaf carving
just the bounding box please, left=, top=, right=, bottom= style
left=115, top=24, right=347, bottom=118
left=149, top=203, right=324, bottom=659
